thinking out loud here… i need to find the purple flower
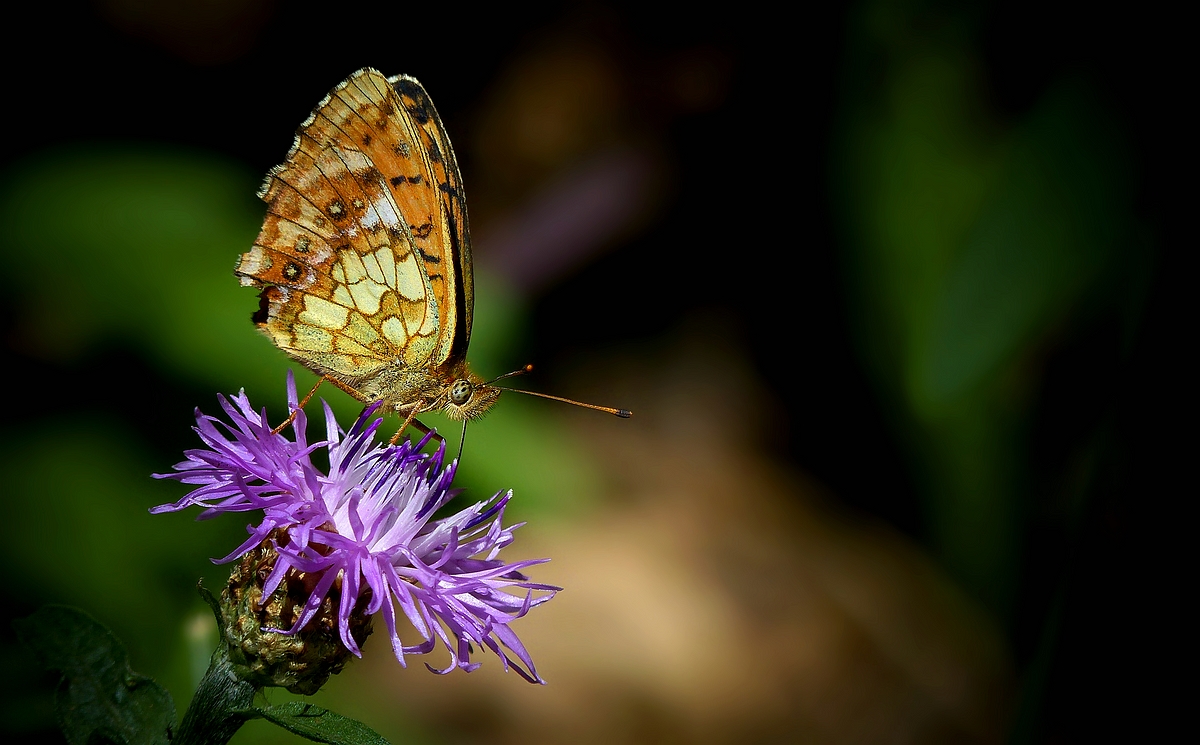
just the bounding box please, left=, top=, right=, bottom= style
left=153, top=373, right=558, bottom=683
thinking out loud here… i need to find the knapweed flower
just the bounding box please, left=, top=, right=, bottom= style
left=152, top=373, right=557, bottom=685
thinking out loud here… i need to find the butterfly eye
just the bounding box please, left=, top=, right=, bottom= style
left=449, top=379, right=472, bottom=405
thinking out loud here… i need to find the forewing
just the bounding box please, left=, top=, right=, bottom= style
left=386, top=73, right=474, bottom=368
left=236, top=69, right=458, bottom=382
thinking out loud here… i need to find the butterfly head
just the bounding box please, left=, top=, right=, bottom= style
left=439, top=370, right=501, bottom=422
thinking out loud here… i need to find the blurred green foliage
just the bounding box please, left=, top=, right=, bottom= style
left=0, top=147, right=270, bottom=388
left=0, top=145, right=603, bottom=739
left=836, top=3, right=1142, bottom=618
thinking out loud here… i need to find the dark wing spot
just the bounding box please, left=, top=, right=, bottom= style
left=295, top=236, right=311, bottom=253
left=395, top=80, right=435, bottom=124
left=359, top=166, right=383, bottom=184
left=426, top=140, right=443, bottom=163
left=283, top=262, right=302, bottom=281
left=252, top=289, right=272, bottom=325
left=362, top=133, right=373, bottom=147
left=328, top=199, right=347, bottom=219
left=389, top=174, right=423, bottom=187
left=393, top=78, right=421, bottom=98
left=438, top=182, right=458, bottom=197
left=407, top=106, right=431, bottom=125
left=417, top=249, right=441, bottom=264
left=392, top=141, right=411, bottom=157
left=410, top=222, right=434, bottom=240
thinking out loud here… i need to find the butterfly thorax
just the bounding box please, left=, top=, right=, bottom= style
left=354, top=360, right=498, bottom=422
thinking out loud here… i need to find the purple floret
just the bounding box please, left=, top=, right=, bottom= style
left=153, top=372, right=558, bottom=683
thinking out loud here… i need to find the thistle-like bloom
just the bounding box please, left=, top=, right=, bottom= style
left=152, top=373, right=557, bottom=683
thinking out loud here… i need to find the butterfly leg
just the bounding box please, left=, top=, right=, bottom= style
left=271, top=375, right=330, bottom=435
left=387, top=405, right=421, bottom=445
left=270, top=375, right=366, bottom=434
left=387, top=407, right=445, bottom=449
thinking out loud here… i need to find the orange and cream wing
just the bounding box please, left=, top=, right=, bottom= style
left=235, top=68, right=471, bottom=383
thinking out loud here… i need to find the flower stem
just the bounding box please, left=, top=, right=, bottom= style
left=173, top=642, right=259, bottom=745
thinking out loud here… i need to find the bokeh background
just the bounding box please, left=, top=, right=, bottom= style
left=0, top=1, right=1183, bottom=743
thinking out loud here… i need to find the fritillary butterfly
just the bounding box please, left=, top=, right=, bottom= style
left=236, top=68, right=628, bottom=438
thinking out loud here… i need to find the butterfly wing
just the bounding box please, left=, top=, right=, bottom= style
left=236, top=68, right=472, bottom=391
left=386, top=73, right=474, bottom=369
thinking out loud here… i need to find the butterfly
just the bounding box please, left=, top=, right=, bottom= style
left=236, top=68, right=629, bottom=442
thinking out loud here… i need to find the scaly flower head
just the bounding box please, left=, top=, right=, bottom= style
left=153, top=373, right=557, bottom=684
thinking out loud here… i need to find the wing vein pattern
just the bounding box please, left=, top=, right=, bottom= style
left=236, top=68, right=474, bottom=400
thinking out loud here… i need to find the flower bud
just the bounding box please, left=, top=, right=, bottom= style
left=220, top=535, right=373, bottom=694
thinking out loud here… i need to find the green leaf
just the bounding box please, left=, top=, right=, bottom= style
left=244, top=702, right=392, bottom=745
left=13, top=605, right=176, bottom=745
left=196, top=580, right=226, bottom=638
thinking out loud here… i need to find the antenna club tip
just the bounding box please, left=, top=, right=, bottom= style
left=523, top=364, right=534, bottom=373
left=616, top=409, right=633, bottom=419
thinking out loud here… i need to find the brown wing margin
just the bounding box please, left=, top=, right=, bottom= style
left=388, top=74, right=475, bottom=372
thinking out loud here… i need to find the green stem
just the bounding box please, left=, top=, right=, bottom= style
left=173, top=643, right=259, bottom=745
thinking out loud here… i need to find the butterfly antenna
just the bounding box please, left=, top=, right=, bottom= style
left=488, top=386, right=632, bottom=418
left=457, top=418, right=467, bottom=463
left=484, top=364, right=535, bottom=386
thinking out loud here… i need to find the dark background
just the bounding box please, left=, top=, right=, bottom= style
left=0, top=0, right=1183, bottom=742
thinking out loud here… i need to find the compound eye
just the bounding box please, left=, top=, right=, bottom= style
left=449, top=379, right=472, bottom=405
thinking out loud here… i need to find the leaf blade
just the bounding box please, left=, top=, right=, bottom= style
left=14, top=605, right=176, bottom=745
left=247, top=702, right=392, bottom=745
